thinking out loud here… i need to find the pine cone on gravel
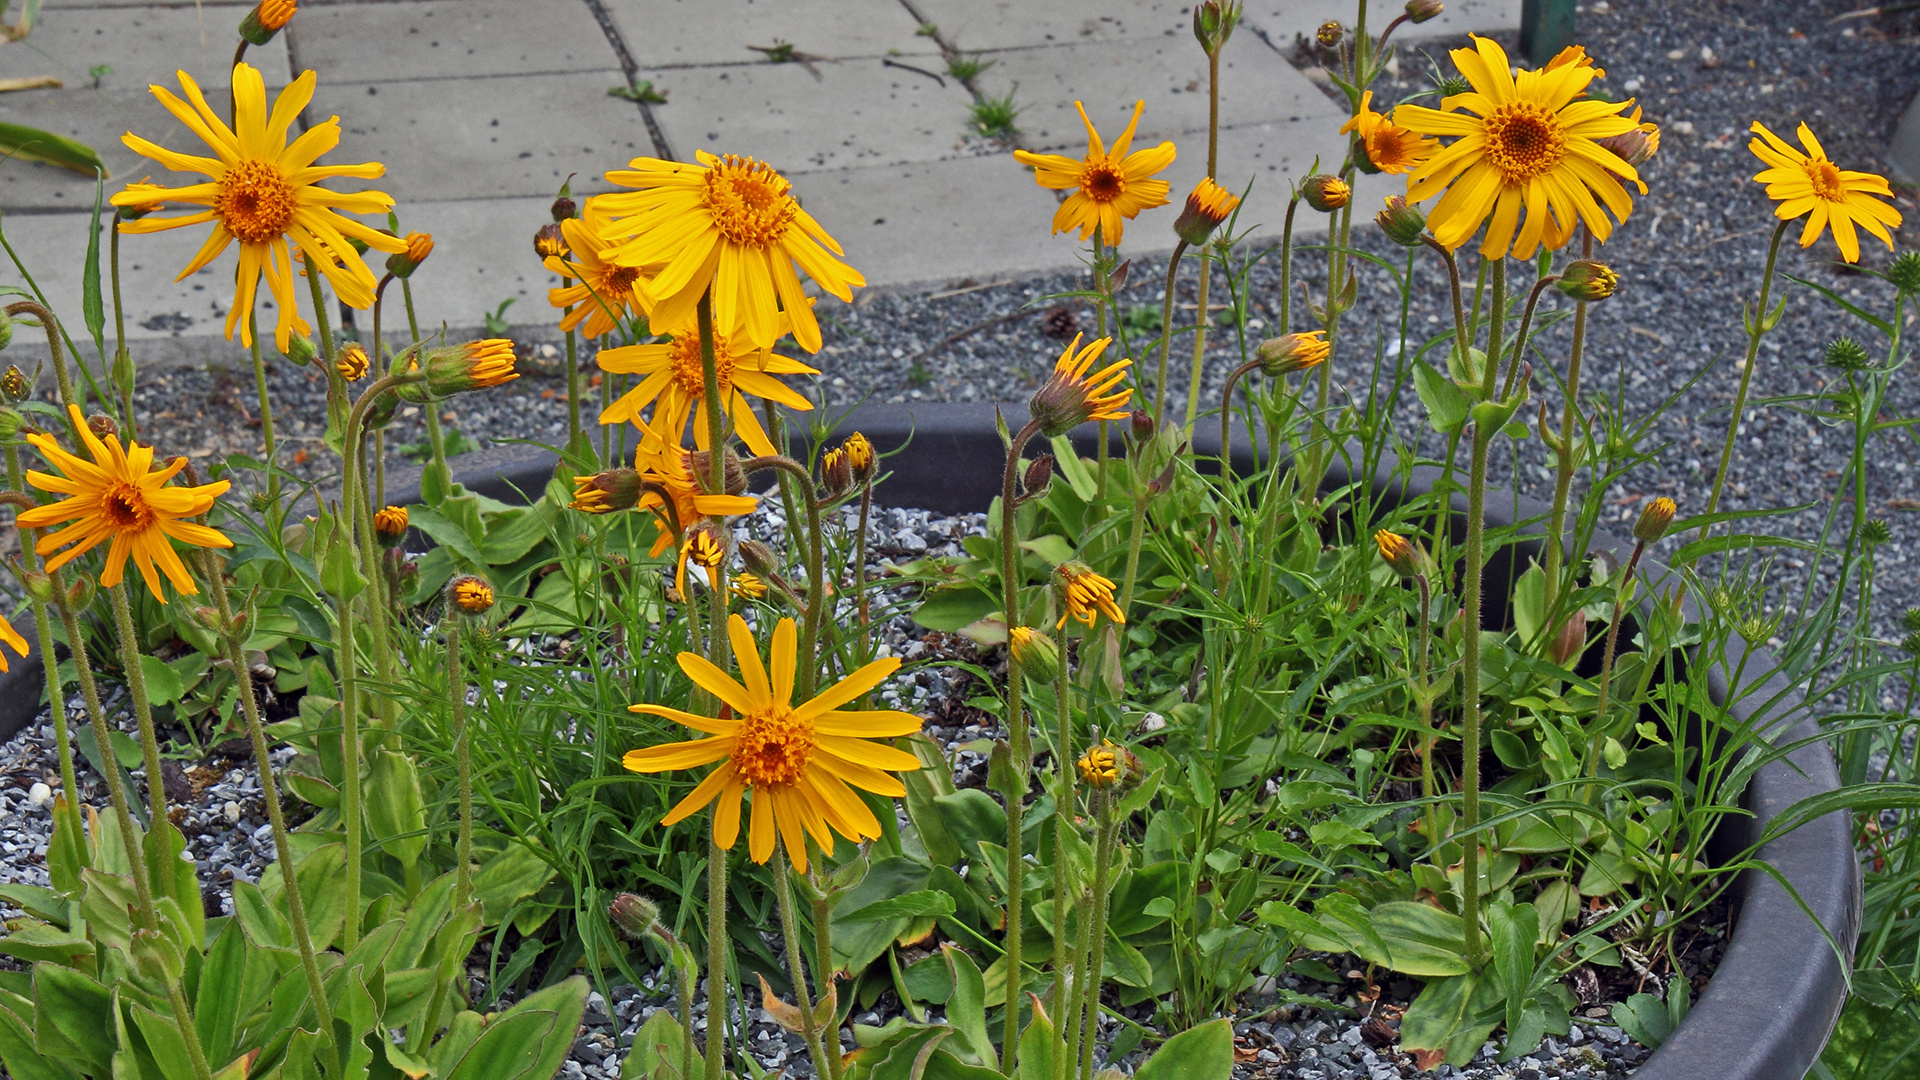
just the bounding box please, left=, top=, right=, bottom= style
left=1041, top=304, right=1079, bottom=341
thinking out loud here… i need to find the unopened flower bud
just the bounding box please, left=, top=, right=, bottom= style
left=1174, top=177, right=1241, bottom=245
left=0, top=366, right=27, bottom=403
left=20, top=572, right=54, bottom=604
left=841, top=432, right=876, bottom=484
left=571, top=467, right=642, bottom=514
left=238, top=0, right=296, bottom=46
left=535, top=223, right=570, bottom=261
left=1890, top=251, right=1920, bottom=296
left=1022, top=454, right=1055, bottom=498
left=1556, top=260, right=1618, bottom=302
left=609, top=893, right=662, bottom=941
left=1302, top=174, right=1350, bottom=212
left=1255, top=331, right=1331, bottom=377
left=1029, top=334, right=1132, bottom=439
left=66, top=576, right=95, bottom=610
left=1316, top=20, right=1343, bottom=46
left=1077, top=740, right=1127, bottom=788
left=334, top=342, right=369, bottom=381
left=740, top=540, right=780, bottom=579
left=1374, top=529, right=1421, bottom=578
left=400, top=339, right=518, bottom=400
left=1633, top=497, right=1676, bottom=542
left=552, top=177, right=579, bottom=223
left=374, top=505, right=409, bottom=541
left=449, top=575, right=495, bottom=614
left=684, top=448, right=748, bottom=497
left=1825, top=336, right=1871, bottom=372
left=1405, top=0, right=1444, bottom=23
left=1192, top=0, right=1242, bottom=54
left=1376, top=195, right=1428, bottom=246
left=385, top=231, right=433, bottom=279
left=0, top=408, right=22, bottom=440
left=281, top=333, right=318, bottom=367
left=1129, top=409, right=1155, bottom=444
left=86, top=414, right=116, bottom=441
left=1008, top=626, right=1061, bottom=684
left=1548, top=610, right=1588, bottom=666
left=1595, top=127, right=1655, bottom=169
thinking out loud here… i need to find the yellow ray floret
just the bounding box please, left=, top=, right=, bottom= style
left=596, top=152, right=864, bottom=355
left=597, top=308, right=818, bottom=457
left=1393, top=36, right=1640, bottom=259
left=544, top=198, right=655, bottom=339
left=1341, top=91, right=1438, bottom=176
left=1749, top=121, right=1901, bottom=265
left=18, top=405, right=233, bottom=603
left=1013, top=100, right=1177, bottom=246
left=623, top=615, right=924, bottom=871
left=111, top=63, right=407, bottom=352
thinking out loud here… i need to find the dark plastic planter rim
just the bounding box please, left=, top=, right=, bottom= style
left=0, top=402, right=1852, bottom=1080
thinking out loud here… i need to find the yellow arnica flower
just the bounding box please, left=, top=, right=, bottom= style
left=1029, top=334, right=1132, bottom=438
left=598, top=152, right=864, bottom=354
left=1749, top=122, right=1901, bottom=264
left=596, top=310, right=818, bottom=457
left=545, top=199, right=654, bottom=340
left=18, top=404, right=232, bottom=602
left=373, top=504, right=409, bottom=540
left=634, top=421, right=759, bottom=559
left=1394, top=36, right=1640, bottom=259
left=1342, top=91, right=1438, bottom=176
left=111, top=64, right=407, bottom=352
left=335, top=343, right=369, bottom=381
left=1078, top=741, right=1122, bottom=788
left=676, top=525, right=727, bottom=600
left=623, top=615, right=923, bottom=871
left=1013, top=101, right=1177, bottom=246
left=1173, top=177, right=1241, bottom=245
left=731, top=572, right=769, bottom=600
left=1056, top=560, right=1124, bottom=629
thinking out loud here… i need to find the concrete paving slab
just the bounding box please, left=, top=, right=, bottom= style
left=309, top=70, right=646, bottom=203
left=790, top=153, right=1075, bottom=290
left=908, top=0, right=1192, bottom=55
left=1247, top=0, right=1521, bottom=44
left=0, top=85, right=236, bottom=212
left=22, top=1, right=291, bottom=90
left=979, top=36, right=1347, bottom=154
left=286, top=0, right=616, bottom=82
left=645, top=58, right=980, bottom=176
left=602, top=0, right=935, bottom=69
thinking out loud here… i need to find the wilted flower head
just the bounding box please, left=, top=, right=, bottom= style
left=0, top=367, right=28, bottom=403
left=534, top=223, right=570, bottom=261
left=1174, top=177, right=1241, bottom=245
left=843, top=431, right=877, bottom=483
left=1825, top=336, right=1871, bottom=372
left=820, top=447, right=854, bottom=497
left=1863, top=519, right=1893, bottom=546
left=730, top=572, right=769, bottom=601
left=1029, top=334, right=1132, bottom=438
left=571, top=466, right=643, bottom=514
left=1316, top=20, right=1343, bottom=47
left=1255, top=331, right=1331, bottom=377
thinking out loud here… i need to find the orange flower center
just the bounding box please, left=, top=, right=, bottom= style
left=1370, top=129, right=1417, bottom=170
left=702, top=156, right=798, bottom=248
left=667, top=330, right=735, bottom=396
left=1805, top=157, right=1846, bottom=201
left=1482, top=103, right=1567, bottom=184
left=101, top=482, right=154, bottom=532
left=594, top=263, right=643, bottom=305
left=732, top=708, right=814, bottom=787
left=1081, top=160, right=1126, bottom=202
left=215, top=159, right=299, bottom=244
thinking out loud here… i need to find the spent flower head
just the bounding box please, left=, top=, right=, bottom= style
left=1889, top=251, right=1920, bottom=295
left=450, top=576, right=495, bottom=614
left=1193, top=1, right=1242, bottom=54
left=1056, top=560, right=1125, bottom=629
left=1029, top=334, right=1132, bottom=438
left=1863, top=519, right=1893, bottom=546
left=1174, top=177, right=1241, bottom=245
left=335, top=343, right=370, bottom=381
left=1255, top=331, right=1331, bottom=377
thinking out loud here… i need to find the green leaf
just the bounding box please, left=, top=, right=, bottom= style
left=912, top=588, right=998, bottom=633
left=840, top=891, right=957, bottom=924
left=32, top=964, right=115, bottom=1077
left=1399, top=973, right=1501, bottom=1068
left=620, top=1008, right=701, bottom=1080
left=1414, top=363, right=1468, bottom=433
left=82, top=171, right=105, bottom=364
left=319, top=515, right=367, bottom=602
left=442, top=977, right=589, bottom=1080
left=1016, top=1000, right=1064, bottom=1080
left=1307, top=820, right=1379, bottom=850
left=931, top=789, right=1007, bottom=854
left=138, top=654, right=184, bottom=706
left=0, top=992, right=73, bottom=1080
left=269, top=842, right=347, bottom=951
left=469, top=840, right=556, bottom=925
left=940, top=944, right=995, bottom=1067
left=1133, top=1017, right=1235, bottom=1080
left=1047, top=436, right=1098, bottom=500
left=130, top=1002, right=198, bottom=1080
left=0, top=122, right=105, bottom=175
left=477, top=499, right=560, bottom=565
left=1610, top=991, right=1676, bottom=1050
left=1366, top=901, right=1472, bottom=977
left=364, top=749, right=428, bottom=870
left=1489, top=901, right=1539, bottom=1041
left=407, top=503, right=488, bottom=570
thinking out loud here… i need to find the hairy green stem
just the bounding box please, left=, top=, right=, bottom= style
left=1049, top=617, right=1076, bottom=1046
left=704, top=833, right=728, bottom=1080
left=109, top=583, right=169, bottom=831
left=999, top=418, right=1043, bottom=1072
left=1076, top=791, right=1118, bottom=1080
left=448, top=617, right=473, bottom=901
left=1700, top=220, right=1791, bottom=540
left=1586, top=541, right=1647, bottom=792
left=1543, top=231, right=1594, bottom=616
left=1153, top=240, right=1190, bottom=422
left=773, top=852, right=834, bottom=1080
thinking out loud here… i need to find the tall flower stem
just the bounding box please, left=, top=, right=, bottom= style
left=808, top=859, right=846, bottom=1080
left=1456, top=256, right=1506, bottom=969
left=400, top=278, right=452, bottom=492
left=773, top=852, right=834, bottom=1080
left=694, top=286, right=732, bottom=1080
left=245, top=308, right=278, bottom=503
left=998, top=418, right=1044, bottom=1073
left=1586, top=540, right=1647, bottom=793
left=1277, top=196, right=1300, bottom=337
left=447, top=615, right=473, bottom=901
left=1414, top=573, right=1438, bottom=849
left=1092, top=227, right=1112, bottom=503
left=1700, top=219, right=1791, bottom=541
left=45, top=574, right=215, bottom=1080
left=336, top=372, right=407, bottom=951
left=108, top=582, right=170, bottom=830
left=1074, top=788, right=1118, bottom=1080
left=742, top=456, right=827, bottom=696
left=6, top=302, right=83, bottom=433
left=6, top=460, right=77, bottom=811
left=566, top=324, right=583, bottom=450
left=1049, top=620, right=1077, bottom=1039
left=197, top=547, right=340, bottom=1066
left=703, top=833, right=729, bottom=1080
left=855, top=478, right=874, bottom=642
left=1183, top=43, right=1224, bottom=436
left=1543, top=232, right=1595, bottom=615
left=1153, top=240, right=1190, bottom=422
left=109, top=215, right=136, bottom=442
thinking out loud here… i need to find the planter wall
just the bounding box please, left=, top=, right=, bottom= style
left=5, top=402, right=1852, bottom=1080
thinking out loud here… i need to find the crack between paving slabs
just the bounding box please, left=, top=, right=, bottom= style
left=578, top=0, right=677, bottom=159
